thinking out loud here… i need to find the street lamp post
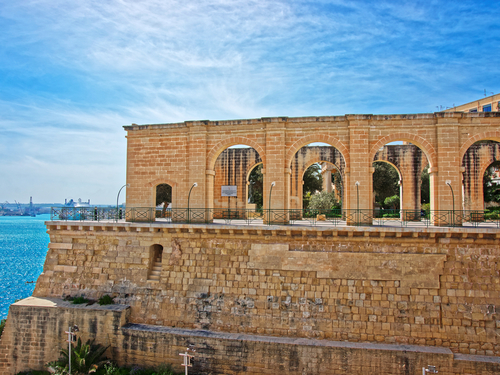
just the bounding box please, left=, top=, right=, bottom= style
left=116, top=184, right=130, bottom=222
left=446, top=180, right=455, bottom=226
left=65, top=325, right=79, bottom=374
left=187, top=183, right=198, bottom=223
left=268, top=182, right=276, bottom=225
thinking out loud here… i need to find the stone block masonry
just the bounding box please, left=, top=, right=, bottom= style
left=2, top=297, right=500, bottom=374
left=0, top=221, right=494, bottom=374
left=125, top=113, right=500, bottom=217
left=0, top=297, right=130, bottom=374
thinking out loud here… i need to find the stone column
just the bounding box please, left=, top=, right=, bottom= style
left=434, top=114, right=463, bottom=226
left=187, top=122, right=208, bottom=222
left=347, top=115, right=372, bottom=225
left=321, top=163, right=335, bottom=193
left=263, top=119, right=287, bottom=223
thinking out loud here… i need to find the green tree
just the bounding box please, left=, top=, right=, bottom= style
left=308, top=191, right=340, bottom=211
left=421, top=166, right=430, bottom=204
left=248, top=164, right=263, bottom=209
left=303, top=164, right=323, bottom=196
left=484, top=161, right=500, bottom=204
left=384, top=195, right=400, bottom=209
left=372, top=162, right=400, bottom=207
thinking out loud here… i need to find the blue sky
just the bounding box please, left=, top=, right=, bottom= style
left=1, top=0, right=499, bottom=204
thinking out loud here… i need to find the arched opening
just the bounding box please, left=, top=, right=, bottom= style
left=247, top=163, right=263, bottom=213
left=483, top=160, right=500, bottom=221
left=302, top=162, right=342, bottom=210
left=289, top=143, right=346, bottom=211
left=155, top=183, right=172, bottom=219
left=462, top=140, right=500, bottom=213
left=372, top=142, right=429, bottom=220
left=372, top=161, right=401, bottom=218
left=212, top=145, right=262, bottom=219
left=148, top=244, right=163, bottom=282
left=483, top=160, right=500, bottom=207
left=421, top=165, right=430, bottom=213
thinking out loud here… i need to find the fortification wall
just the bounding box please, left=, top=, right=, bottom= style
left=0, top=297, right=130, bottom=374
left=31, top=222, right=500, bottom=358
left=2, top=297, right=500, bottom=374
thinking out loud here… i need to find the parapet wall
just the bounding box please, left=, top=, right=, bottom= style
left=32, top=222, right=500, bottom=358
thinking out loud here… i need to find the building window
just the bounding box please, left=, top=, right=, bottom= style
left=483, top=104, right=492, bottom=112
left=469, top=108, right=478, bottom=113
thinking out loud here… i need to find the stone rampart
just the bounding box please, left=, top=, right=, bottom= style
left=2, top=297, right=500, bottom=374
left=0, top=297, right=130, bottom=374
left=29, top=222, right=500, bottom=360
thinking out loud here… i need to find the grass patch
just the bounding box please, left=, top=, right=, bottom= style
left=98, top=294, right=115, bottom=306
left=72, top=296, right=89, bottom=305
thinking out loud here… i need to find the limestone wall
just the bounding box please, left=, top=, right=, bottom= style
left=0, top=297, right=130, bottom=374
left=2, top=297, right=500, bottom=374
left=124, top=113, right=500, bottom=216
left=32, top=222, right=500, bottom=358
left=213, top=147, right=261, bottom=210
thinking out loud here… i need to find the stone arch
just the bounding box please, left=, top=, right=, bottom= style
left=480, top=157, right=500, bottom=181
left=146, top=178, right=178, bottom=208
left=369, top=133, right=436, bottom=168
left=372, top=160, right=403, bottom=180
left=302, top=159, right=344, bottom=174
left=246, top=161, right=263, bottom=181
left=246, top=162, right=263, bottom=209
left=459, top=131, right=500, bottom=161
left=207, top=137, right=265, bottom=170
left=301, top=159, right=345, bottom=207
left=477, top=157, right=500, bottom=210
left=286, top=135, right=350, bottom=169
left=288, top=142, right=348, bottom=210
left=146, top=178, right=178, bottom=189
left=461, top=140, right=500, bottom=211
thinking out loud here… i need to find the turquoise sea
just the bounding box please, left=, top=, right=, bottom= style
left=0, top=214, right=50, bottom=319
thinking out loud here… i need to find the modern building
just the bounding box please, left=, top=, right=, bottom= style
left=444, top=93, right=500, bottom=113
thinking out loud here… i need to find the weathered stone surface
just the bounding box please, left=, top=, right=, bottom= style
left=2, top=298, right=500, bottom=374
left=124, top=112, right=500, bottom=218
left=25, top=222, right=500, bottom=363
left=249, top=245, right=445, bottom=288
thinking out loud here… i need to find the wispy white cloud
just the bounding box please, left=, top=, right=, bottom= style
left=0, top=0, right=499, bottom=202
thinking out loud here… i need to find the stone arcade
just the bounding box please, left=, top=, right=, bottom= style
left=2, top=112, right=500, bottom=374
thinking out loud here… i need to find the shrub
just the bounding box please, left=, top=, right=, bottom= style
left=98, top=295, right=115, bottom=306
left=0, top=318, right=6, bottom=338
left=383, top=195, right=400, bottom=210
left=72, top=296, right=89, bottom=305
left=48, top=337, right=109, bottom=374
left=308, top=191, right=339, bottom=211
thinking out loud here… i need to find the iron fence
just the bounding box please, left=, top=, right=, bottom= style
left=50, top=207, right=500, bottom=228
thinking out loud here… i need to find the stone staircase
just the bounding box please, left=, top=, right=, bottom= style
left=148, top=259, right=162, bottom=282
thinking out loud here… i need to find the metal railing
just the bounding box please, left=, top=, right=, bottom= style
left=50, top=207, right=500, bottom=228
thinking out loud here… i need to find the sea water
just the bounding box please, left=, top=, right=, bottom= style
left=0, top=214, right=50, bottom=319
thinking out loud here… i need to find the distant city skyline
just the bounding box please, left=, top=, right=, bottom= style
left=1, top=0, right=499, bottom=203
